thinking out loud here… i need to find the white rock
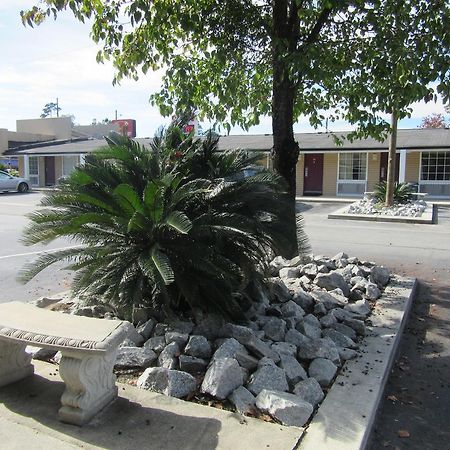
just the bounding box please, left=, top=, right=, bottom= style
left=184, top=335, right=212, bottom=359
left=137, top=367, right=196, bottom=398
left=279, top=354, right=308, bottom=387
left=314, top=273, right=350, bottom=297
left=293, top=377, right=325, bottom=406
left=144, top=336, right=167, bottom=353
left=366, top=282, right=382, bottom=300
left=158, top=342, right=180, bottom=369
left=255, top=390, right=313, bottom=427
left=212, top=338, right=245, bottom=360
left=247, top=358, right=289, bottom=396
left=308, top=358, right=338, bottom=387
left=344, top=299, right=371, bottom=317
left=137, top=318, right=156, bottom=340
left=115, top=346, right=157, bottom=368
left=297, top=337, right=341, bottom=365
left=165, top=331, right=189, bottom=348
left=228, top=386, right=256, bottom=414
left=178, top=355, right=207, bottom=374
left=281, top=300, right=305, bottom=320
left=323, top=328, right=357, bottom=349
left=271, top=342, right=298, bottom=358
left=201, top=358, right=244, bottom=399
left=279, top=267, right=300, bottom=279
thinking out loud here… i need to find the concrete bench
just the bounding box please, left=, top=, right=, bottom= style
left=0, top=301, right=128, bottom=425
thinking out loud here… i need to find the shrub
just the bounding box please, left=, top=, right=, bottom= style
left=373, top=181, right=414, bottom=204
left=20, top=125, right=309, bottom=321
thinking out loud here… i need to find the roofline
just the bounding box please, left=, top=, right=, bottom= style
left=5, top=137, right=90, bottom=154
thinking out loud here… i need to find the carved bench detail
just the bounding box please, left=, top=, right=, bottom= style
left=0, top=302, right=128, bottom=425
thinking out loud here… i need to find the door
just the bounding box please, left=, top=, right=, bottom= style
left=303, top=154, right=324, bottom=195
left=45, top=156, right=56, bottom=186
left=379, top=153, right=400, bottom=182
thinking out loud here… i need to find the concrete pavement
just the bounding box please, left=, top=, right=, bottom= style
left=0, top=361, right=302, bottom=450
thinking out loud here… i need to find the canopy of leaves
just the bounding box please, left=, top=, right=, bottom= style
left=40, top=101, right=61, bottom=118
left=419, top=113, right=448, bottom=129
left=21, top=1, right=450, bottom=137
left=20, top=124, right=309, bottom=321
left=339, top=0, right=450, bottom=131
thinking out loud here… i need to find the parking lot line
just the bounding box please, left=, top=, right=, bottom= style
left=0, top=245, right=83, bottom=260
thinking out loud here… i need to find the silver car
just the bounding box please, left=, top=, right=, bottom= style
left=0, top=170, right=30, bottom=193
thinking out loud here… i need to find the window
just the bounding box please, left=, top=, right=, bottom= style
left=421, top=152, right=450, bottom=181
left=338, top=153, right=367, bottom=180
left=28, top=156, right=39, bottom=186
left=29, top=156, right=38, bottom=176
left=63, top=156, right=79, bottom=177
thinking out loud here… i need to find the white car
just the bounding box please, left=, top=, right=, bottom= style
left=0, top=170, right=30, bottom=193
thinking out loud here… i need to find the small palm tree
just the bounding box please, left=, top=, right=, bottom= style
left=20, top=126, right=309, bottom=321
left=373, top=181, right=414, bottom=204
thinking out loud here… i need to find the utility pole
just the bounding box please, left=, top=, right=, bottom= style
left=56, top=97, right=60, bottom=118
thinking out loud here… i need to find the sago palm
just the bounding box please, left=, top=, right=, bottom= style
left=20, top=127, right=309, bottom=321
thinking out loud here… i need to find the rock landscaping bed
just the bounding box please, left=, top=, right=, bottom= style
left=27, top=252, right=392, bottom=429
left=346, top=195, right=427, bottom=217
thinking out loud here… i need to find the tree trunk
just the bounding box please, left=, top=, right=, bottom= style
left=385, top=111, right=398, bottom=207
left=272, top=80, right=299, bottom=199
left=270, top=0, right=302, bottom=257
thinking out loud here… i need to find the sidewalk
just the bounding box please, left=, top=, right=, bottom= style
left=0, top=361, right=301, bottom=450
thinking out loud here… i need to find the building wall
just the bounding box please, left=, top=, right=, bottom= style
left=0, top=129, right=8, bottom=155
left=296, top=156, right=305, bottom=195
left=322, top=153, right=338, bottom=196
left=73, top=123, right=120, bottom=139
left=18, top=157, right=24, bottom=177
left=367, top=153, right=381, bottom=191
left=405, top=152, right=420, bottom=182
left=16, top=117, right=71, bottom=140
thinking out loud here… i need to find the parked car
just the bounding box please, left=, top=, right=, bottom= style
left=0, top=170, right=30, bottom=193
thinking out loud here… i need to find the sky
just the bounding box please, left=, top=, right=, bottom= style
left=1, top=1, right=448, bottom=138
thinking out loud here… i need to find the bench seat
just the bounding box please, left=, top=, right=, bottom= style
left=0, top=301, right=128, bottom=425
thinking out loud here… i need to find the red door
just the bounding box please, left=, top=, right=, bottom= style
left=379, top=153, right=400, bottom=182
left=303, top=154, right=323, bottom=195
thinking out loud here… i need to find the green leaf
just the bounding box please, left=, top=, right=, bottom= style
left=150, top=246, right=174, bottom=285
left=165, top=211, right=192, bottom=234
left=113, top=184, right=143, bottom=215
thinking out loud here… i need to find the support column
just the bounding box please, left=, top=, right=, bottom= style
left=23, top=155, right=30, bottom=179
left=79, top=154, right=85, bottom=165
left=399, top=149, right=407, bottom=183
left=0, top=341, right=34, bottom=387
left=58, top=349, right=119, bottom=425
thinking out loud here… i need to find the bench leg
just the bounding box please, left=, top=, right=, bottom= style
left=0, top=341, right=34, bottom=387
left=58, top=349, right=118, bottom=426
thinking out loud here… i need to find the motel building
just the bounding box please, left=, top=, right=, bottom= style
left=1, top=117, right=449, bottom=199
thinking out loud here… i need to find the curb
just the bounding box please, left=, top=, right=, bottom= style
left=327, top=205, right=435, bottom=224
left=297, top=276, right=417, bottom=450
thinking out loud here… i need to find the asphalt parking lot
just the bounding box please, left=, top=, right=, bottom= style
left=0, top=191, right=73, bottom=304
